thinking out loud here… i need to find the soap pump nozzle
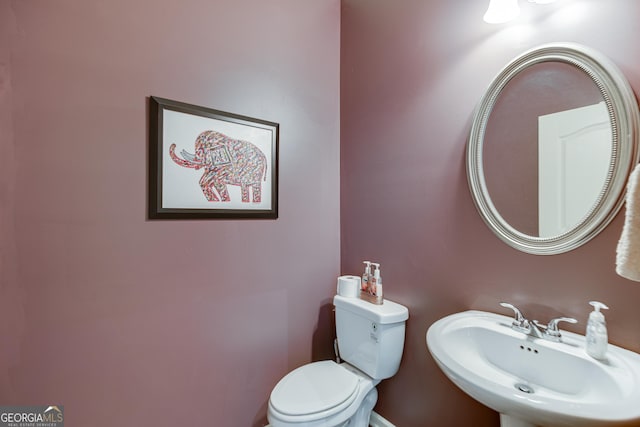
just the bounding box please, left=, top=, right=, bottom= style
left=588, top=301, right=609, bottom=321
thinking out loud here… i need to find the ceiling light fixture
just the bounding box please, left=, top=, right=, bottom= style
left=483, top=0, right=520, bottom=24
left=484, top=0, right=557, bottom=24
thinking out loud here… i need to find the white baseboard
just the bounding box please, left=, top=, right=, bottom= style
left=264, top=410, right=395, bottom=427
left=369, top=410, right=395, bottom=427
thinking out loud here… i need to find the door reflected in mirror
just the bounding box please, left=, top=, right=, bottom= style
left=538, top=102, right=611, bottom=237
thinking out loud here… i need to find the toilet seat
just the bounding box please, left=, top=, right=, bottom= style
left=269, top=361, right=359, bottom=419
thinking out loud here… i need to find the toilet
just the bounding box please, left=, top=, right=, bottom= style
left=267, top=294, right=409, bottom=427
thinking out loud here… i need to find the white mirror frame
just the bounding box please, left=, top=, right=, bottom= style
left=467, top=43, right=640, bottom=255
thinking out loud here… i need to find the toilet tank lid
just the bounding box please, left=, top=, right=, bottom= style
left=334, top=295, right=409, bottom=324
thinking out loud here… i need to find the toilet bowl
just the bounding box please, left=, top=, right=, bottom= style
left=267, top=295, right=409, bottom=427
left=268, top=361, right=378, bottom=427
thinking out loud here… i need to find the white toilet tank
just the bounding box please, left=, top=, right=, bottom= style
left=333, top=295, right=409, bottom=380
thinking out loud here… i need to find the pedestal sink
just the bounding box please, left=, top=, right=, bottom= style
left=426, top=310, right=640, bottom=427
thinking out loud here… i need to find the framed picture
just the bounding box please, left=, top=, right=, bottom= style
left=148, top=96, right=279, bottom=219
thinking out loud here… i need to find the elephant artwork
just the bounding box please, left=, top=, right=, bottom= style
left=169, top=130, right=268, bottom=203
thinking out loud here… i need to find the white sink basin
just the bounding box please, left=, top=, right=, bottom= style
left=426, top=310, right=640, bottom=427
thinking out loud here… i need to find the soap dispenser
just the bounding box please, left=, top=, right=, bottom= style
left=585, top=301, right=609, bottom=360
left=373, top=263, right=383, bottom=300
left=370, top=263, right=381, bottom=296
left=361, top=261, right=372, bottom=293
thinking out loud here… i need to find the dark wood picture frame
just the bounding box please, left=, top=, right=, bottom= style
left=148, top=96, right=279, bottom=219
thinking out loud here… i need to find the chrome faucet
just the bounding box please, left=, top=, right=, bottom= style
left=499, top=302, right=534, bottom=334
left=533, top=317, right=578, bottom=342
left=499, top=302, right=577, bottom=342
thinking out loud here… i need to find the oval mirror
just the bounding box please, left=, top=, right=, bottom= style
left=467, top=43, right=640, bottom=254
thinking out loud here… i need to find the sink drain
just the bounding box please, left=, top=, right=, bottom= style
left=515, top=383, right=534, bottom=394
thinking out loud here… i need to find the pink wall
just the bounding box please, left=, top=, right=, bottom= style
left=5, top=1, right=640, bottom=426
left=341, top=0, right=640, bottom=426
left=0, top=1, right=340, bottom=426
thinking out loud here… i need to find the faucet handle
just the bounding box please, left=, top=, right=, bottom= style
left=544, top=317, right=578, bottom=341
left=499, top=302, right=529, bottom=330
